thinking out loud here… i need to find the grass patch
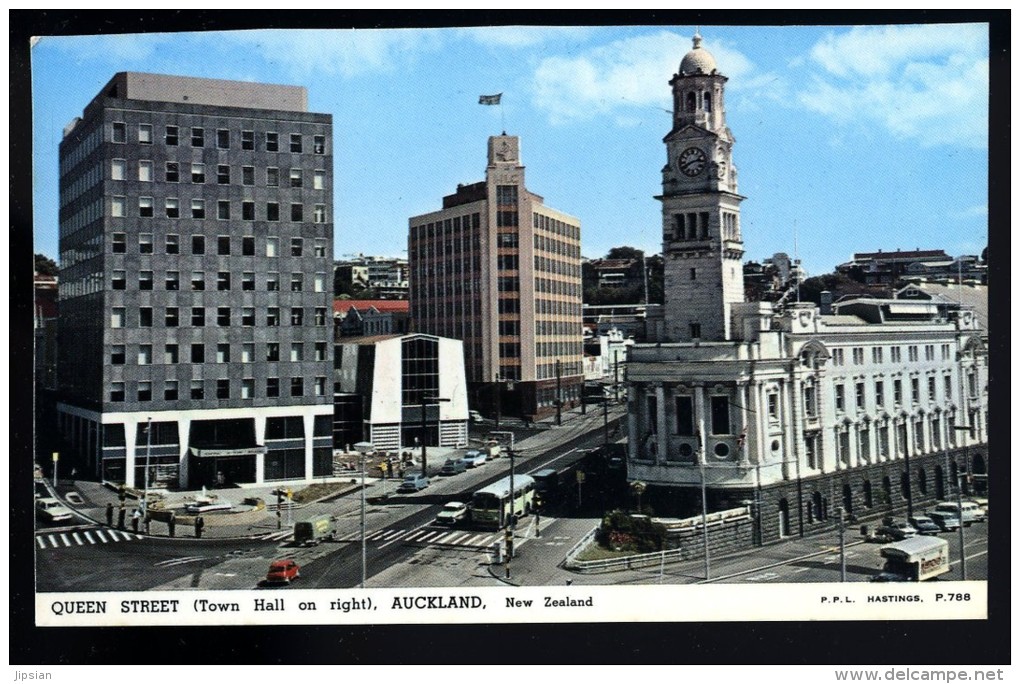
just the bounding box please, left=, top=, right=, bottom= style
left=291, top=482, right=352, bottom=504
left=573, top=541, right=639, bottom=562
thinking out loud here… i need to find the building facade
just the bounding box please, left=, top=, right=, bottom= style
left=56, top=72, right=334, bottom=489
left=409, top=135, right=583, bottom=419
left=625, top=37, right=989, bottom=543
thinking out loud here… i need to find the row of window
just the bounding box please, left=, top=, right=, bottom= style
left=831, top=375, right=954, bottom=414
left=534, top=233, right=580, bottom=259
left=111, top=122, right=326, bottom=154
left=111, top=232, right=328, bottom=258
left=534, top=255, right=580, bottom=278
left=536, top=361, right=583, bottom=380
left=111, top=341, right=329, bottom=365
left=110, top=196, right=328, bottom=223
left=536, top=341, right=583, bottom=359
left=109, top=376, right=329, bottom=403
left=111, top=159, right=327, bottom=189
left=536, top=298, right=582, bottom=318
left=535, top=277, right=581, bottom=298
left=111, top=269, right=328, bottom=293
left=533, top=212, right=580, bottom=242
left=109, top=306, right=330, bottom=328
left=830, top=343, right=952, bottom=366
left=672, top=212, right=710, bottom=241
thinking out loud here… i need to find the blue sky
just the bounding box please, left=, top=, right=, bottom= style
left=31, top=23, right=989, bottom=277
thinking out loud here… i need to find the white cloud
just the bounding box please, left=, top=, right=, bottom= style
left=797, top=24, right=988, bottom=148
left=531, top=30, right=764, bottom=125
left=953, top=204, right=988, bottom=219
left=458, top=26, right=592, bottom=49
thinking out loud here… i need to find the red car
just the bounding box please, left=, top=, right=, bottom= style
left=266, top=559, right=300, bottom=584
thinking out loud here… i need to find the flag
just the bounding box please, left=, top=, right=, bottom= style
left=479, top=93, right=502, bottom=105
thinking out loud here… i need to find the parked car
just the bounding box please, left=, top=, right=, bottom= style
left=874, top=521, right=918, bottom=542
left=932, top=501, right=984, bottom=526
left=469, top=410, right=485, bottom=423
left=265, top=559, right=300, bottom=584
left=927, top=510, right=961, bottom=532
left=968, top=497, right=989, bottom=519
left=397, top=473, right=430, bottom=492
left=907, top=515, right=940, bottom=536
left=462, top=450, right=488, bottom=468
left=440, top=458, right=467, bottom=476
left=36, top=497, right=73, bottom=523
left=435, top=501, right=469, bottom=525
left=185, top=500, right=233, bottom=514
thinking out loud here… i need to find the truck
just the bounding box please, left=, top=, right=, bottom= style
left=293, top=514, right=336, bottom=546
left=873, top=536, right=950, bottom=582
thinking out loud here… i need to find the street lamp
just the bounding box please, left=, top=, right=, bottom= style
left=353, top=441, right=374, bottom=588
left=698, top=438, right=710, bottom=581
left=419, top=395, right=451, bottom=478
left=142, top=417, right=152, bottom=519
left=951, top=424, right=972, bottom=580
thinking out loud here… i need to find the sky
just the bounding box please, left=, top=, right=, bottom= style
left=30, top=22, right=990, bottom=277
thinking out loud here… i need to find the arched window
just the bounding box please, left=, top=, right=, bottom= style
left=863, top=480, right=873, bottom=508
left=842, top=484, right=853, bottom=516
left=917, top=468, right=928, bottom=495
left=934, top=465, right=945, bottom=500
left=778, top=499, right=791, bottom=537
left=704, top=92, right=712, bottom=112
left=900, top=471, right=911, bottom=500
left=686, top=92, right=696, bottom=112
left=811, top=491, right=824, bottom=522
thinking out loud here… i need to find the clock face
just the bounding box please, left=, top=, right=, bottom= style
left=679, top=146, right=707, bottom=177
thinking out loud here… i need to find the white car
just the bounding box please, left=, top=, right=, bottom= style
left=435, top=501, right=468, bottom=525
left=36, top=497, right=73, bottom=523
left=184, top=500, right=233, bottom=514
left=462, top=450, right=488, bottom=468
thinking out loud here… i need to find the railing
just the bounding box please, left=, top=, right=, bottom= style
left=562, top=525, right=599, bottom=567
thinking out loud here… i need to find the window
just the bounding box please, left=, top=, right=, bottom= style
left=313, top=169, right=325, bottom=190
left=110, top=382, right=125, bottom=402
left=290, top=168, right=303, bottom=187
left=911, top=378, right=920, bottom=403
left=314, top=307, right=327, bottom=326
left=266, top=237, right=278, bottom=257
left=313, top=135, right=325, bottom=154
left=191, top=307, right=205, bottom=327
left=138, top=270, right=153, bottom=290
left=290, top=203, right=303, bottom=221
left=217, top=307, right=231, bottom=326
left=928, top=376, right=937, bottom=402
left=267, top=202, right=280, bottom=221
left=138, top=345, right=152, bottom=365
left=217, top=200, right=230, bottom=220
left=216, top=379, right=230, bottom=399
left=314, top=377, right=326, bottom=396
left=139, top=307, right=153, bottom=327
left=111, top=345, right=125, bottom=364
left=908, top=346, right=919, bottom=362
left=217, top=235, right=231, bottom=255
left=242, top=166, right=255, bottom=185
left=242, top=236, right=255, bottom=256
left=242, top=201, right=255, bottom=221
left=164, top=234, right=179, bottom=255
left=216, top=344, right=230, bottom=363
left=710, top=396, right=730, bottom=435
left=191, top=127, right=205, bottom=147
left=803, top=385, right=817, bottom=416
left=875, top=381, right=885, bottom=407
left=242, top=307, right=255, bottom=326
left=112, top=232, right=127, bottom=253
left=290, top=343, right=304, bottom=362
left=111, top=158, right=126, bottom=180
left=213, top=272, right=229, bottom=292
left=112, top=122, right=126, bottom=143
left=165, top=126, right=179, bottom=146
left=314, top=342, right=327, bottom=362
left=690, top=268, right=697, bottom=280
left=242, top=272, right=255, bottom=291
left=266, top=131, right=279, bottom=151
left=165, top=162, right=179, bottom=183
left=191, top=199, right=205, bottom=219
left=290, top=308, right=304, bottom=326
left=241, top=378, right=255, bottom=400
left=891, top=346, right=902, bottom=363
left=138, top=160, right=153, bottom=182
left=191, top=234, right=205, bottom=255
left=139, top=197, right=154, bottom=218
left=190, top=380, right=204, bottom=400
left=893, top=379, right=903, bottom=405
left=112, top=270, right=126, bottom=290
left=313, top=204, right=327, bottom=223
left=217, top=164, right=230, bottom=184
left=835, top=384, right=846, bottom=412
left=111, top=196, right=126, bottom=217
left=191, top=163, right=205, bottom=183
left=165, top=307, right=179, bottom=327
left=266, top=342, right=280, bottom=362
left=767, top=393, right=779, bottom=419
left=191, top=271, right=205, bottom=291
left=690, top=322, right=701, bottom=339
left=852, top=347, right=864, bottom=365
left=164, top=381, right=178, bottom=401
left=266, top=167, right=279, bottom=186
left=241, top=344, right=254, bottom=363
left=290, top=237, right=303, bottom=256
left=266, top=377, right=280, bottom=398
left=675, top=396, right=694, bottom=436
left=290, top=134, right=302, bottom=153
left=267, top=272, right=279, bottom=291
left=267, top=307, right=280, bottom=326
left=313, top=239, right=327, bottom=258
left=217, top=129, right=230, bottom=149
left=191, top=344, right=205, bottom=363
left=313, top=273, right=326, bottom=292
left=136, top=233, right=153, bottom=255
left=290, top=273, right=303, bottom=291
left=290, top=377, right=304, bottom=397
left=855, top=382, right=865, bottom=410
left=872, top=347, right=884, bottom=364
left=241, top=130, right=254, bottom=150
left=138, top=124, right=152, bottom=144
left=165, top=198, right=180, bottom=218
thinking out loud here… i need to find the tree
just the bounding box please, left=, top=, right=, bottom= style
left=34, top=253, right=58, bottom=276
left=606, top=246, right=644, bottom=261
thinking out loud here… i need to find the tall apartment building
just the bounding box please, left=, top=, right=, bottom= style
left=56, top=72, right=334, bottom=489
left=409, top=135, right=583, bottom=419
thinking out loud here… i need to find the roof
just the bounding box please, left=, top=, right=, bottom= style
left=852, top=249, right=949, bottom=262
left=333, top=299, right=410, bottom=316
left=896, top=282, right=988, bottom=331
left=680, top=33, right=718, bottom=75
left=336, top=334, right=404, bottom=346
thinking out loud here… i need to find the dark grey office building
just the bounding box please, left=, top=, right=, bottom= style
left=56, top=72, right=334, bottom=489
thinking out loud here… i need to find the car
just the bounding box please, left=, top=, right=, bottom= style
left=265, top=559, right=300, bottom=584
left=875, top=521, right=918, bottom=542
left=397, top=474, right=430, bottom=493
left=462, top=450, right=487, bottom=468
left=907, top=515, right=940, bottom=536
left=440, top=458, right=467, bottom=476
left=435, top=501, right=469, bottom=525
left=184, top=500, right=233, bottom=514
left=36, top=497, right=73, bottom=523
left=932, top=501, right=984, bottom=526
left=968, top=497, right=989, bottom=519
left=926, top=510, right=961, bottom=532
left=469, top=410, right=485, bottom=423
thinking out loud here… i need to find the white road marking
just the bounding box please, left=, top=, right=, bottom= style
left=95, top=530, right=109, bottom=543
left=380, top=529, right=403, bottom=540
left=48, top=536, right=60, bottom=549
left=466, top=534, right=490, bottom=546
left=36, top=537, right=46, bottom=549
left=72, top=532, right=84, bottom=544
left=60, top=534, right=72, bottom=547
left=418, top=531, right=441, bottom=542
left=84, top=531, right=96, bottom=544
left=404, top=530, right=427, bottom=541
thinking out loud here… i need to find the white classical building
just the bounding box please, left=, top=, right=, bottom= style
left=625, top=35, right=989, bottom=542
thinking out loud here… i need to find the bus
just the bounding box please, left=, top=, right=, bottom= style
left=470, top=474, right=536, bottom=529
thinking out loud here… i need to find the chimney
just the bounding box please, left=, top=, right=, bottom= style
left=820, top=290, right=833, bottom=315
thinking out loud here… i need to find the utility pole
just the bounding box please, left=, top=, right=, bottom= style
left=838, top=506, right=846, bottom=582
left=555, top=359, right=562, bottom=426
left=699, top=443, right=710, bottom=581
left=956, top=474, right=966, bottom=580
left=142, top=418, right=152, bottom=519
left=603, top=396, right=609, bottom=445
left=614, top=354, right=620, bottom=402
left=353, top=442, right=373, bottom=589
left=420, top=395, right=428, bottom=478
left=494, top=375, right=501, bottom=431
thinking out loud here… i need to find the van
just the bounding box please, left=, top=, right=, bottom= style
left=294, top=514, right=336, bottom=546
left=933, top=501, right=984, bottom=526
left=398, top=474, right=430, bottom=493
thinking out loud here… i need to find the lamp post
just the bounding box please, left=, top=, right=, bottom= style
left=698, top=441, right=710, bottom=581
left=951, top=425, right=972, bottom=580
left=419, top=395, right=450, bottom=478
left=353, top=441, right=374, bottom=588
left=838, top=506, right=847, bottom=582
left=142, top=418, right=152, bottom=519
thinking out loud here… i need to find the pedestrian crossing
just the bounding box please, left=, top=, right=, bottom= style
left=334, top=526, right=505, bottom=549
left=36, top=528, right=142, bottom=549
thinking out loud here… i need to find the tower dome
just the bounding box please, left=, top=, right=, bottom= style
left=679, top=32, right=718, bottom=75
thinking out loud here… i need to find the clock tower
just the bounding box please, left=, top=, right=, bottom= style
left=658, top=33, right=745, bottom=342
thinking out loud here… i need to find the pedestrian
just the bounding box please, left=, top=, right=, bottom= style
left=144, top=515, right=151, bottom=535
left=105, top=502, right=113, bottom=527
left=380, top=460, right=388, bottom=480
left=131, top=509, right=140, bottom=533
left=195, top=515, right=204, bottom=539
left=117, top=507, right=126, bottom=530
left=168, top=512, right=176, bottom=538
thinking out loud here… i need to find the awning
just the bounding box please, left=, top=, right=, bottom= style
left=189, top=446, right=266, bottom=458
